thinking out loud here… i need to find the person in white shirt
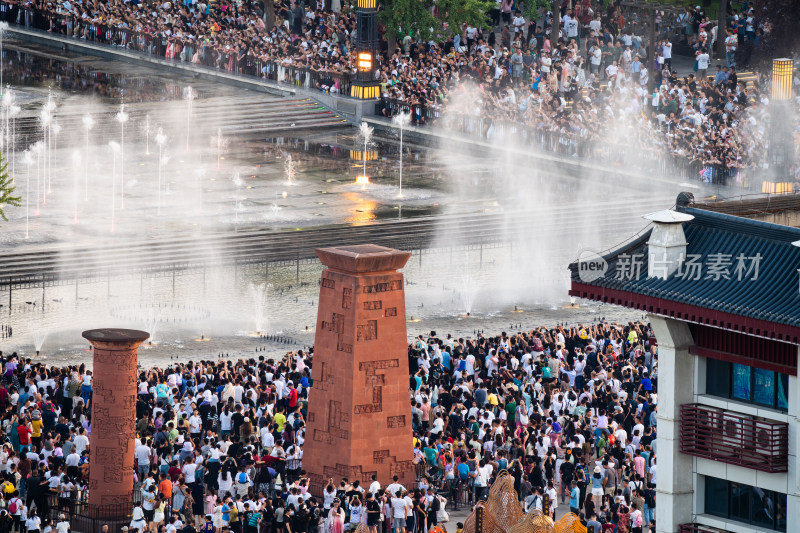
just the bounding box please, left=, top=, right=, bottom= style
left=386, top=477, right=405, bottom=498
left=541, top=54, right=551, bottom=75
left=25, top=510, right=41, bottom=533
left=589, top=15, right=601, bottom=34
left=724, top=30, right=737, bottom=67
left=219, top=408, right=233, bottom=436
left=465, top=354, right=476, bottom=376
left=614, top=427, right=628, bottom=448
left=55, top=515, right=70, bottom=533
left=188, top=411, right=203, bottom=436
left=368, top=476, right=380, bottom=497
left=402, top=492, right=414, bottom=531
left=605, top=61, right=619, bottom=81
left=512, top=12, right=525, bottom=34
left=696, top=50, right=710, bottom=79
left=130, top=505, right=146, bottom=533
left=390, top=494, right=407, bottom=533
left=73, top=429, right=89, bottom=456
left=661, top=40, right=672, bottom=69
left=260, top=425, right=274, bottom=452
left=648, top=458, right=657, bottom=485
left=545, top=481, right=558, bottom=518
left=182, top=462, right=198, bottom=484
left=135, top=441, right=152, bottom=478
left=590, top=46, right=602, bottom=74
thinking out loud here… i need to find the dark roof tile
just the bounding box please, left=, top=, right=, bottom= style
left=569, top=207, right=800, bottom=328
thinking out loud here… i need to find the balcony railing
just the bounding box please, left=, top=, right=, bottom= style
left=679, top=524, right=732, bottom=533
left=680, top=403, right=789, bottom=473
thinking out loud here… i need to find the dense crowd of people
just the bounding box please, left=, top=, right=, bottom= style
left=4, top=0, right=796, bottom=184
left=0, top=318, right=659, bottom=533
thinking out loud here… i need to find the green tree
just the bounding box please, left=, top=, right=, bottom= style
left=379, top=0, right=438, bottom=43
left=0, top=152, right=19, bottom=223
left=379, top=0, right=492, bottom=43
left=436, top=0, right=493, bottom=39
left=518, top=0, right=558, bottom=47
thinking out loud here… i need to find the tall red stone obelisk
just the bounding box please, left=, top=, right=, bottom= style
left=305, top=245, right=414, bottom=494
left=82, top=328, right=149, bottom=511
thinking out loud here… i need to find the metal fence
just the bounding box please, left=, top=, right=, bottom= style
left=0, top=1, right=743, bottom=187
left=679, top=403, right=789, bottom=473
left=0, top=2, right=354, bottom=96
left=413, top=462, right=475, bottom=511
left=40, top=493, right=135, bottom=533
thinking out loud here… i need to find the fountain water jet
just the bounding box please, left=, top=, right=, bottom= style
left=392, top=112, right=411, bottom=198
left=109, top=141, right=120, bottom=232
left=22, top=149, right=32, bottom=239
left=39, top=108, right=51, bottom=204
left=32, top=329, right=47, bottom=354
left=82, top=115, right=94, bottom=201
left=116, top=102, right=128, bottom=208
left=71, top=150, right=81, bottom=224
left=155, top=129, right=167, bottom=216
left=211, top=128, right=228, bottom=170
left=51, top=121, right=61, bottom=194
left=248, top=282, right=271, bottom=334
left=143, top=306, right=165, bottom=344
left=231, top=171, right=244, bottom=188
left=357, top=122, right=373, bottom=188
left=457, top=271, right=478, bottom=317
left=33, top=141, right=42, bottom=215
left=284, top=153, right=296, bottom=185
left=43, top=91, right=56, bottom=195
left=183, top=86, right=196, bottom=153
left=2, top=89, right=12, bottom=172
left=9, top=102, right=18, bottom=180
left=142, top=114, right=152, bottom=156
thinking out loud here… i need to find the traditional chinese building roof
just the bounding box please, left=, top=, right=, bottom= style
left=569, top=199, right=800, bottom=344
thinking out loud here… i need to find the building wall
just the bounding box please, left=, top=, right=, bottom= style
left=651, top=316, right=695, bottom=533
left=652, top=314, right=800, bottom=532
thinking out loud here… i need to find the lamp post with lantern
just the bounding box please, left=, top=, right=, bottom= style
left=350, top=0, right=381, bottom=100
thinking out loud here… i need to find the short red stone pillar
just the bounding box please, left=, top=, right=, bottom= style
left=82, top=328, right=149, bottom=512
left=305, top=245, right=414, bottom=494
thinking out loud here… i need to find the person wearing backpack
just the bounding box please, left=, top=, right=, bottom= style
left=629, top=502, right=644, bottom=533
left=235, top=468, right=251, bottom=498
left=643, top=483, right=656, bottom=528
left=8, top=491, right=22, bottom=532
left=426, top=488, right=440, bottom=528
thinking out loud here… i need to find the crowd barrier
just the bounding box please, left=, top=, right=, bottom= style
left=0, top=2, right=742, bottom=187
left=0, top=2, right=353, bottom=96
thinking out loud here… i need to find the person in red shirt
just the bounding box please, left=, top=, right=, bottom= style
left=167, top=460, right=182, bottom=482
left=16, top=417, right=32, bottom=452
left=286, top=384, right=298, bottom=410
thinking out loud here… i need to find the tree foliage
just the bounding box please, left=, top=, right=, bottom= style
left=520, top=0, right=552, bottom=23
left=0, top=151, right=20, bottom=223
left=437, top=0, right=494, bottom=38
left=378, top=0, right=493, bottom=42
left=379, top=0, right=438, bottom=42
